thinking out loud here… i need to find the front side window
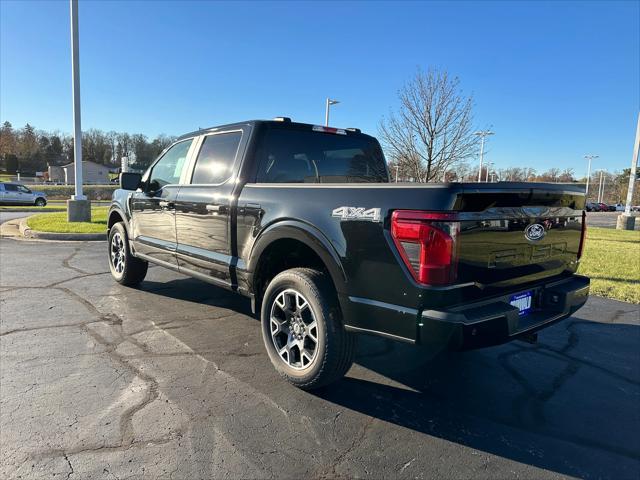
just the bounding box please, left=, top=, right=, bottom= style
left=255, top=129, right=388, bottom=183
left=149, top=139, right=192, bottom=188
left=17, top=185, right=31, bottom=193
left=191, top=132, right=242, bottom=184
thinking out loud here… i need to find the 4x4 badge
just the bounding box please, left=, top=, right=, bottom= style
left=525, top=223, right=546, bottom=241
left=332, top=206, right=381, bottom=222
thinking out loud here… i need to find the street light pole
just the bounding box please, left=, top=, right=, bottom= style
left=474, top=130, right=494, bottom=182
left=70, top=0, right=84, bottom=200
left=67, top=0, right=90, bottom=221
left=618, top=112, right=640, bottom=230
left=325, top=98, right=339, bottom=126
left=624, top=113, right=639, bottom=216
left=584, top=154, right=599, bottom=197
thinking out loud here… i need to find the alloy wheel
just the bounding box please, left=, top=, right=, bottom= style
left=269, top=288, right=319, bottom=370
left=110, top=232, right=125, bottom=275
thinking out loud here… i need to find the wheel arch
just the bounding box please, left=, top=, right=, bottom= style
left=247, top=221, right=347, bottom=304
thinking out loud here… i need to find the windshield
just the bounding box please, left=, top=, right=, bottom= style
left=256, top=128, right=389, bottom=183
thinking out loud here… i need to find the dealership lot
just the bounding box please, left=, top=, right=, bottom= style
left=0, top=238, right=638, bottom=479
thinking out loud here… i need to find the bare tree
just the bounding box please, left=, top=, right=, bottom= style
left=379, top=68, right=479, bottom=182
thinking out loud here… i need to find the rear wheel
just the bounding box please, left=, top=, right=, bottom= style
left=108, top=222, right=148, bottom=286
left=35, top=197, right=46, bottom=207
left=261, top=268, right=355, bottom=390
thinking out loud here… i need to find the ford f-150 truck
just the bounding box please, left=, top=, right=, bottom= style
left=107, top=118, right=589, bottom=389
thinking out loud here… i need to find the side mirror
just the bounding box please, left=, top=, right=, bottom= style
left=120, top=172, right=142, bottom=191
left=147, top=179, right=161, bottom=194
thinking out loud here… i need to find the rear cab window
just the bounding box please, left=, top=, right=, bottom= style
left=255, top=128, right=389, bottom=183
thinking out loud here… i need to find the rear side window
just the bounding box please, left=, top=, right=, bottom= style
left=255, top=129, right=388, bottom=183
left=191, top=132, right=242, bottom=184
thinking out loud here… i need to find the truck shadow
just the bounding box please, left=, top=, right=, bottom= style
left=136, top=278, right=638, bottom=478
left=320, top=318, right=640, bottom=479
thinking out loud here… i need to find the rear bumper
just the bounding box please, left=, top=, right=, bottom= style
left=419, top=274, right=590, bottom=350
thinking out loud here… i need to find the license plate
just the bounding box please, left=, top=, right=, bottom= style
left=510, top=291, right=533, bottom=316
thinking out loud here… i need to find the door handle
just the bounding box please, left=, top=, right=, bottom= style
left=206, top=204, right=223, bottom=213
left=159, top=200, right=174, bottom=209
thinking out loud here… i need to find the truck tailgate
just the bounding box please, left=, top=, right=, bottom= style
left=453, top=186, right=586, bottom=287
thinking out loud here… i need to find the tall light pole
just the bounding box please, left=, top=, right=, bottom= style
left=474, top=130, right=494, bottom=182
left=68, top=0, right=90, bottom=221
left=325, top=98, right=339, bottom=126
left=584, top=154, right=599, bottom=197
left=618, top=112, right=639, bottom=230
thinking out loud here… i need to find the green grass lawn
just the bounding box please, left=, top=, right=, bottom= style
left=579, top=227, right=640, bottom=303
left=27, top=207, right=108, bottom=234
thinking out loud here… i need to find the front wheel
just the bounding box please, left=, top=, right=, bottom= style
left=261, top=268, right=355, bottom=390
left=108, top=222, right=148, bottom=286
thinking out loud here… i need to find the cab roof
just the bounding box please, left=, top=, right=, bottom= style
left=176, top=119, right=369, bottom=141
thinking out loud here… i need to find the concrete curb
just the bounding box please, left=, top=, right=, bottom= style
left=19, top=217, right=106, bottom=241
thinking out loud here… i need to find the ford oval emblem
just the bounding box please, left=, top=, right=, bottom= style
left=525, top=223, right=546, bottom=241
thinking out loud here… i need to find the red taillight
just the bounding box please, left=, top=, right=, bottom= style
left=577, top=210, right=587, bottom=259
left=391, top=210, right=459, bottom=286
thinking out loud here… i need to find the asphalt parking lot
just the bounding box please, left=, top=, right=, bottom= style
left=1, top=238, right=639, bottom=479
left=586, top=211, right=639, bottom=229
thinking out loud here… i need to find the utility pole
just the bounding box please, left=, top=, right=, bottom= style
left=618, top=112, right=639, bottom=230
left=325, top=98, right=339, bottom=126
left=474, top=130, right=494, bottom=182
left=485, top=163, right=492, bottom=182
left=597, top=171, right=603, bottom=203
left=584, top=154, right=599, bottom=197
left=67, top=0, right=90, bottom=222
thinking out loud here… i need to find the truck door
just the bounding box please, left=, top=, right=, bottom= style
left=174, top=129, right=245, bottom=287
left=130, top=138, right=194, bottom=267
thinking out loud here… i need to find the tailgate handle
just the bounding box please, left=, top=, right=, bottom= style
left=158, top=200, right=174, bottom=209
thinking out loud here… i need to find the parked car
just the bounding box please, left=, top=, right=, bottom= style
left=107, top=118, right=590, bottom=389
left=0, top=182, right=47, bottom=206
left=611, top=203, right=625, bottom=212
left=596, top=202, right=608, bottom=212
left=585, top=202, right=598, bottom=212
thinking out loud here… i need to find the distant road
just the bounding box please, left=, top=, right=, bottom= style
left=586, top=211, right=640, bottom=230
left=0, top=212, right=32, bottom=224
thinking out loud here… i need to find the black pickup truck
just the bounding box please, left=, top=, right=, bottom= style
left=108, top=118, right=589, bottom=389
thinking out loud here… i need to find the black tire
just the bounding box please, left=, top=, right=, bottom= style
left=260, top=268, right=356, bottom=390
left=35, top=197, right=46, bottom=207
left=108, top=222, right=148, bottom=286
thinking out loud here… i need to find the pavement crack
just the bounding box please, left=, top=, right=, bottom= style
left=61, top=246, right=91, bottom=275
left=320, top=416, right=375, bottom=478
left=63, top=452, right=74, bottom=480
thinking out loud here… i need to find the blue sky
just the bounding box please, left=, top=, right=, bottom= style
left=1, top=0, right=638, bottom=177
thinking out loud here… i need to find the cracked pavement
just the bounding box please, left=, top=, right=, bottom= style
left=0, top=237, right=638, bottom=479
